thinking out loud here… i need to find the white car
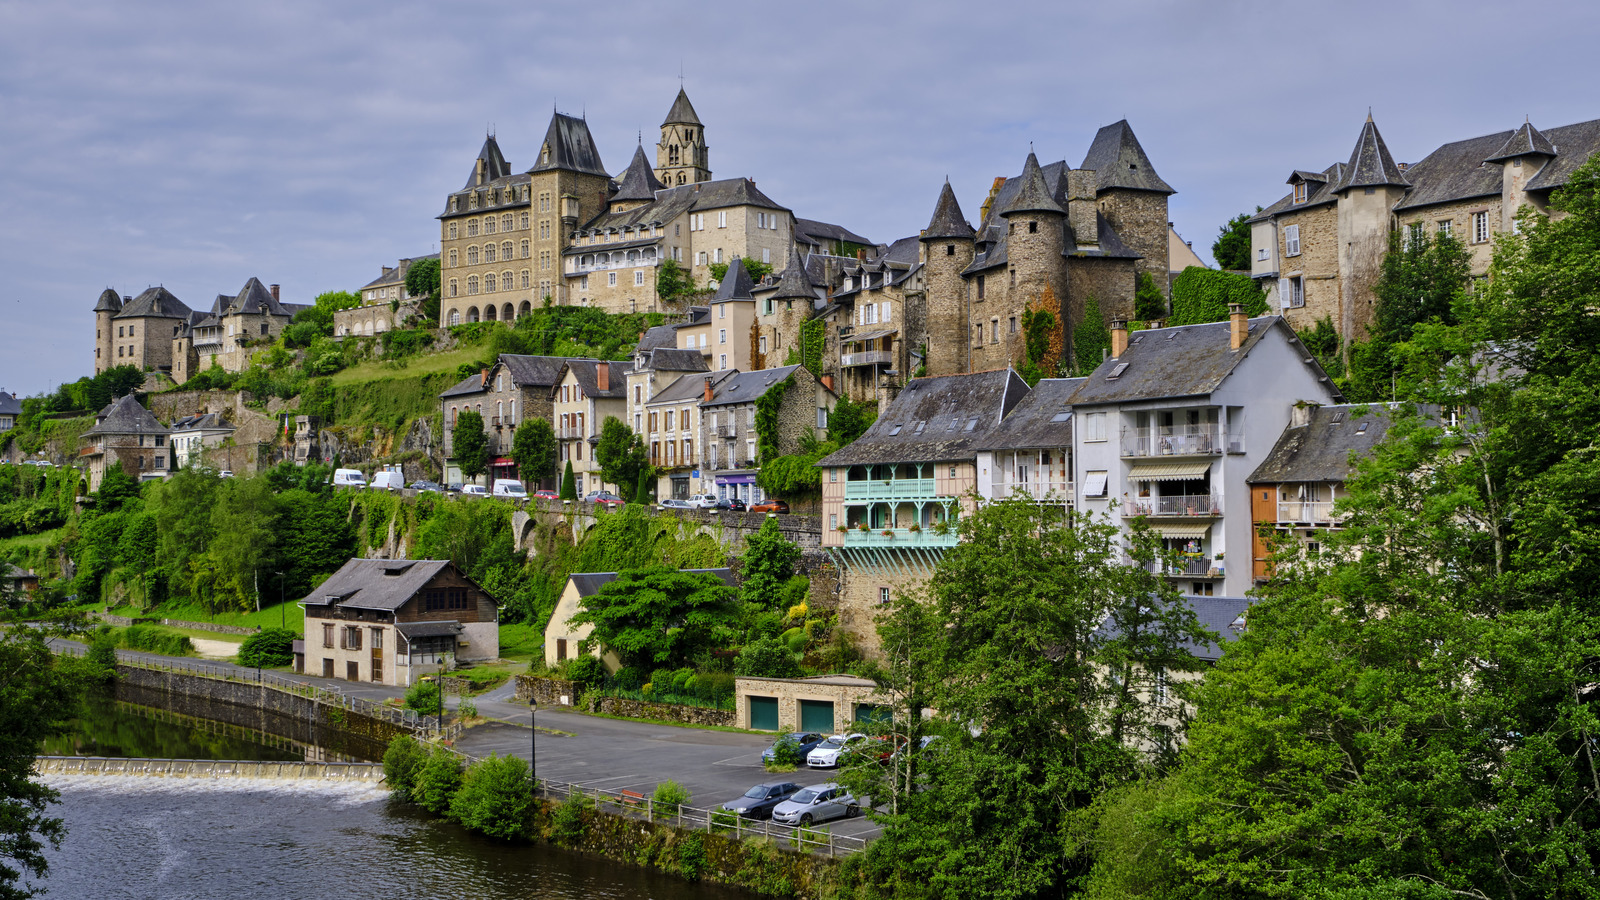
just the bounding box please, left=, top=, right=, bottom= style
left=688, top=493, right=719, bottom=509
left=460, top=484, right=488, bottom=497
left=770, top=783, right=859, bottom=826
left=805, top=733, right=867, bottom=769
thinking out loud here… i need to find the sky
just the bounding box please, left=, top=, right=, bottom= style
left=2, top=0, right=1595, bottom=398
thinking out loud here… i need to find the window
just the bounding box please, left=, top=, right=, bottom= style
left=879, top=587, right=891, bottom=605
left=448, top=249, right=458, bottom=266
left=649, top=412, right=657, bottom=431
left=760, top=336, right=768, bottom=353
left=485, top=273, right=496, bottom=292
left=1284, top=224, right=1301, bottom=257
left=1437, top=219, right=1453, bottom=238
left=467, top=220, right=479, bottom=236
left=1472, top=211, right=1489, bottom=243
left=1083, top=412, right=1107, bottom=442
left=449, top=279, right=458, bottom=298
left=323, top=623, right=334, bottom=648
left=520, top=212, right=529, bottom=229
left=468, top=245, right=479, bottom=264
left=718, top=211, right=727, bottom=228
left=762, top=247, right=770, bottom=263
left=635, top=270, right=644, bottom=286
left=990, top=320, right=999, bottom=343
left=448, top=222, right=458, bottom=239
left=1083, top=470, right=1109, bottom=497
left=1191, top=581, right=1214, bottom=596
left=484, top=217, right=496, bottom=235
left=485, top=244, right=497, bottom=263
left=714, top=248, right=722, bottom=264
left=521, top=270, right=530, bottom=288
left=1293, top=182, right=1307, bottom=204
left=1258, top=247, right=1268, bottom=261
left=719, top=354, right=727, bottom=369
left=608, top=272, right=617, bottom=286
left=719, top=329, right=727, bottom=344
left=1406, top=221, right=1424, bottom=248
left=342, top=625, right=362, bottom=651
left=1028, top=220, right=1038, bottom=233
left=976, top=275, right=985, bottom=300
left=467, top=276, right=479, bottom=294
left=747, top=438, right=756, bottom=462
left=1009, top=316, right=1018, bottom=334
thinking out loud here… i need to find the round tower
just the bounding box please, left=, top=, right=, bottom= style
left=995, top=152, right=1067, bottom=371
left=919, top=180, right=976, bottom=376
left=93, top=288, right=122, bottom=375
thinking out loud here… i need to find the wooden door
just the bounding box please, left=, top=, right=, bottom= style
left=347, top=660, right=359, bottom=681
left=370, top=627, right=383, bottom=683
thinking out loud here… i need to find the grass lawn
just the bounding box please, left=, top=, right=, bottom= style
left=329, top=345, right=483, bottom=386
left=0, top=527, right=65, bottom=556
left=105, top=598, right=304, bottom=632
left=497, top=622, right=543, bottom=663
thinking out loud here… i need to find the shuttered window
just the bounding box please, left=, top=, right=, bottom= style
left=1284, top=224, right=1301, bottom=257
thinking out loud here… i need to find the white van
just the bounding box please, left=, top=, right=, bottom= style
left=492, top=479, right=528, bottom=499
left=369, top=469, right=405, bottom=491
left=332, top=468, right=367, bottom=488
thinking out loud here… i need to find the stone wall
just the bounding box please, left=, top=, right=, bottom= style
left=1068, top=256, right=1138, bottom=338
left=1099, top=189, right=1171, bottom=296
left=1276, top=202, right=1342, bottom=334
left=511, top=504, right=823, bottom=557
left=514, top=674, right=586, bottom=706
left=586, top=695, right=735, bottom=727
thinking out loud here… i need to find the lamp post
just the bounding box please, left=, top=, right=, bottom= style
left=529, top=699, right=538, bottom=793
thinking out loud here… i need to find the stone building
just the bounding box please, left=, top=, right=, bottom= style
left=300, top=558, right=499, bottom=687
left=337, top=255, right=433, bottom=338
left=551, top=359, right=627, bottom=496
left=700, top=364, right=835, bottom=504
left=94, top=287, right=190, bottom=376
left=171, top=278, right=308, bottom=383
left=1249, top=114, right=1600, bottom=344
left=168, top=412, right=235, bottom=470
left=623, top=344, right=708, bottom=443
left=439, top=354, right=576, bottom=486
left=645, top=369, right=735, bottom=499
left=79, top=394, right=171, bottom=490
left=752, top=245, right=831, bottom=381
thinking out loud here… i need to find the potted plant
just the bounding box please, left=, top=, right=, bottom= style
left=835, top=524, right=850, bottom=533
left=908, top=523, right=922, bottom=533
left=857, top=522, right=870, bottom=532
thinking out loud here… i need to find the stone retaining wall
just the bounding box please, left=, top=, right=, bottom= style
left=92, top=612, right=260, bottom=635
left=588, top=696, right=735, bottom=728
left=514, top=674, right=584, bottom=706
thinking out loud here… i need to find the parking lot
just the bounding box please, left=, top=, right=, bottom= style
left=453, top=708, right=885, bottom=842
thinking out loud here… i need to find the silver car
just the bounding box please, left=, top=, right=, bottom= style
left=770, top=782, right=858, bottom=826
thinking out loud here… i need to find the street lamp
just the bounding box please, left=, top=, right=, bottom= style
left=529, top=698, right=538, bottom=792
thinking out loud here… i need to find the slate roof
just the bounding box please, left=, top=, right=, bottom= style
left=638, top=324, right=680, bottom=351
left=464, top=135, right=512, bottom=190
left=1247, top=403, right=1396, bottom=484
left=360, top=255, right=437, bottom=291
left=1067, top=317, right=1340, bottom=406
left=646, top=370, right=735, bottom=407
left=702, top=365, right=804, bottom=409
left=999, top=152, right=1064, bottom=217
left=795, top=218, right=874, bottom=248
left=169, top=412, right=233, bottom=433
left=1249, top=162, right=1345, bottom=222
left=1333, top=117, right=1409, bottom=193
left=300, top=559, right=476, bottom=611
left=662, top=88, right=702, bottom=126
left=569, top=567, right=735, bottom=599
left=214, top=277, right=294, bottom=318
left=397, top=621, right=464, bottom=640
left=1066, top=214, right=1142, bottom=259
left=768, top=245, right=816, bottom=302
left=528, top=112, right=608, bottom=178
left=612, top=144, right=666, bottom=203
left=113, top=286, right=192, bottom=320
left=1080, top=121, right=1176, bottom=195
left=574, top=177, right=788, bottom=236
left=85, top=395, right=168, bottom=437
left=635, top=347, right=708, bottom=373
left=556, top=359, right=627, bottom=399
left=440, top=371, right=488, bottom=399
left=1486, top=120, right=1556, bottom=163
left=817, top=369, right=1031, bottom=467
left=1390, top=131, right=1506, bottom=211
left=0, top=391, right=21, bottom=417
left=922, top=181, right=976, bottom=240
left=1519, top=118, right=1600, bottom=193
left=713, top=257, right=757, bottom=301
left=499, top=354, right=583, bottom=388
left=1178, top=596, right=1250, bottom=661
left=93, top=288, right=123, bottom=313
left=974, top=378, right=1085, bottom=450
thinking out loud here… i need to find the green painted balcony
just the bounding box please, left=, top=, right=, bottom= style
left=840, top=527, right=959, bottom=548
left=842, top=478, right=937, bottom=502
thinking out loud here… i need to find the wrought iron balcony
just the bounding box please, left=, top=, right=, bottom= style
left=1277, top=501, right=1340, bottom=525
left=1122, top=495, right=1222, bottom=517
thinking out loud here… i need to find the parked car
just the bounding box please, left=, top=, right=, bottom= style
left=410, top=480, right=443, bottom=493
left=492, top=478, right=528, bottom=499
left=332, top=468, right=367, bottom=488
left=750, top=499, right=789, bottom=514
left=687, top=493, right=719, bottom=509
left=719, top=781, right=802, bottom=820
left=659, top=498, right=692, bottom=509
left=369, top=469, right=405, bottom=491
left=460, top=484, right=488, bottom=497
left=806, top=733, right=868, bottom=768
left=584, top=490, right=625, bottom=507
left=532, top=489, right=560, bottom=501
left=770, top=783, right=859, bottom=826
left=762, top=732, right=827, bottom=765
left=716, top=497, right=747, bottom=511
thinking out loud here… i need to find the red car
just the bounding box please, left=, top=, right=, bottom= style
left=750, top=499, right=790, bottom=514
left=532, top=489, right=560, bottom=501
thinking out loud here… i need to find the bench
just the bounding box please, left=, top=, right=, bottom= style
left=620, top=789, right=646, bottom=808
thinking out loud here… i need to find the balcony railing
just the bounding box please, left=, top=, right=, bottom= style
left=558, top=427, right=587, bottom=440
left=992, top=480, right=1074, bottom=501
left=1151, top=557, right=1222, bottom=578
left=843, top=478, right=937, bottom=501
left=1277, top=501, right=1340, bottom=525
left=840, top=349, right=893, bottom=368
left=841, top=527, right=958, bottom=548
left=1122, top=495, right=1221, bottom=517
left=1122, top=424, right=1238, bottom=458
left=716, top=424, right=736, bottom=438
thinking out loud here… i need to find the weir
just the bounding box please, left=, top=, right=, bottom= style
left=35, top=756, right=385, bottom=781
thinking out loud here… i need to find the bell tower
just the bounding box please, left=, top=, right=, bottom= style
left=656, top=88, right=711, bottom=186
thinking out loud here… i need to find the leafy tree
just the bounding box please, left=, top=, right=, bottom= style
left=655, top=258, right=696, bottom=304
left=708, top=257, right=773, bottom=285
left=1300, top=315, right=1344, bottom=380
left=559, top=460, right=577, bottom=500
left=94, top=465, right=141, bottom=513
left=1210, top=210, right=1256, bottom=271
left=1372, top=229, right=1472, bottom=346
left=450, top=754, right=533, bottom=840
left=826, top=396, right=877, bottom=446
left=413, top=745, right=463, bottom=815
left=633, top=469, right=651, bottom=505
left=236, top=627, right=296, bottom=667
left=206, top=475, right=280, bottom=611
left=844, top=501, right=1211, bottom=899
left=382, top=735, right=429, bottom=801
left=733, top=634, right=801, bottom=678
left=568, top=567, right=739, bottom=669
left=739, top=516, right=801, bottom=609
left=403, top=257, right=442, bottom=323
left=453, top=409, right=489, bottom=485
left=404, top=678, right=443, bottom=716
left=289, top=290, right=362, bottom=338
left=145, top=467, right=222, bottom=592
left=1134, top=271, right=1167, bottom=321
left=276, top=489, right=355, bottom=599
left=1072, top=298, right=1111, bottom=375
left=511, top=418, right=557, bottom=488
left=593, top=416, right=648, bottom=500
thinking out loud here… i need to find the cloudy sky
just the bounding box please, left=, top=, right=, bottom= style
left=2, top=0, right=1594, bottom=398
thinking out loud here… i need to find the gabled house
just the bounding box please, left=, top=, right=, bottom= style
left=542, top=567, right=735, bottom=673
left=551, top=359, right=627, bottom=496
left=168, top=412, right=235, bottom=470
left=300, top=558, right=499, bottom=686
left=974, top=377, right=1084, bottom=503
left=644, top=369, right=734, bottom=500
left=441, top=354, right=583, bottom=486
left=338, top=254, right=434, bottom=338
left=1066, top=308, right=1341, bottom=598
left=80, top=395, right=171, bottom=490
left=700, top=364, right=836, bottom=505
left=0, top=391, right=20, bottom=433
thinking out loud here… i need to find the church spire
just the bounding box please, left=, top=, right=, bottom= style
left=656, top=88, right=711, bottom=186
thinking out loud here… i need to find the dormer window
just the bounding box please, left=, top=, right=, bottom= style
left=1293, top=182, right=1307, bottom=204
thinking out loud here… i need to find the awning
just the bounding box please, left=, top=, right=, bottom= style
left=397, top=621, right=463, bottom=640
left=1128, top=460, right=1212, bottom=482
left=844, top=328, right=898, bottom=344
left=1150, top=523, right=1211, bottom=539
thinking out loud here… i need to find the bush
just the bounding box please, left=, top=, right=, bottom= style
left=382, top=736, right=429, bottom=800
left=735, top=635, right=802, bottom=679
left=85, top=632, right=118, bottom=677
left=550, top=793, right=591, bottom=845
left=451, top=754, right=533, bottom=841
left=404, top=678, right=443, bottom=715
left=119, top=625, right=193, bottom=656
left=1167, top=266, right=1268, bottom=326
left=611, top=666, right=645, bottom=691
left=678, top=833, right=708, bottom=882
left=770, top=730, right=806, bottom=768
left=562, top=654, right=605, bottom=688
left=413, top=746, right=463, bottom=815
left=652, top=779, right=691, bottom=817
left=236, top=627, right=296, bottom=668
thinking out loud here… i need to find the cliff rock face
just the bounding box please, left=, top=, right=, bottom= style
left=317, top=415, right=441, bottom=483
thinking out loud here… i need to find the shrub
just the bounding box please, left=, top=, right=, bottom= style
left=652, top=780, right=691, bottom=817
left=382, top=735, right=429, bottom=800
left=413, top=746, right=463, bottom=815
left=770, top=729, right=806, bottom=768
left=562, top=654, right=605, bottom=688
left=711, top=807, right=739, bottom=833
left=696, top=671, right=735, bottom=700
left=1168, top=266, right=1268, bottom=326
left=735, top=635, right=802, bottom=679
left=85, top=633, right=118, bottom=678
left=236, top=627, right=297, bottom=668
left=550, top=793, right=591, bottom=845
left=119, top=625, right=193, bottom=656
left=404, top=679, right=442, bottom=715
left=458, top=699, right=478, bottom=719
left=450, top=754, right=533, bottom=841
left=678, top=833, right=708, bottom=882
left=611, top=666, right=645, bottom=690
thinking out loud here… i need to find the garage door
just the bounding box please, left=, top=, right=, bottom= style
left=854, top=703, right=890, bottom=725
left=799, top=699, right=835, bottom=734
left=749, top=696, right=779, bottom=731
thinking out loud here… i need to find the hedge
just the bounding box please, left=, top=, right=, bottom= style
left=1167, top=266, right=1267, bottom=326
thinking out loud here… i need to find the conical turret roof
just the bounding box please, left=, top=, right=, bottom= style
left=714, top=257, right=755, bottom=301
left=1335, top=116, right=1409, bottom=192
left=770, top=246, right=815, bottom=301
left=463, top=135, right=512, bottom=189
left=528, top=112, right=608, bottom=178
left=922, top=181, right=975, bottom=240
left=1081, top=120, right=1175, bottom=195
left=94, top=288, right=122, bottom=313
left=1486, top=119, right=1556, bottom=163
left=612, top=144, right=665, bottom=202
left=663, top=88, right=702, bottom=126
left=998, top=152, right=1064, bottom=217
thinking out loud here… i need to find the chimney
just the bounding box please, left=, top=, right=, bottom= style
left=1110, top=318, right=1129, bottom=358
left=821, top=374, right=834, bottom=392
left=856, top=248, right=865, bottom=261
left=596, top=361, right=609, bottom=391
left=1229, top=303, right=1248, bottom=350
left=1290, top=402, right=1318, bottom=428
left=1066, top=169, right=1098, bottom=250
left=270, top=284, right=281, bottom=302
left=703, top=376, right=714, bottom=403
left=481, top=367, right=489, bottom=387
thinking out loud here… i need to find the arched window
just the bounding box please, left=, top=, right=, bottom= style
left=467, top=306, right=479, bottom=322
left=485, top=273, right=497, bottom=292
left=449, top=279, right=458, bottom=297
left=484, top=217, right=496, bottom=235
left=467, top=220, right=479, bottom=237
left=502, top=303, right=514, bottom=321
left=519, top=212, right=529, bottom=229
left=484, top=244, right=496, bottom=263
left=484, top=303, right=497, bottom=320
left=448, top=308, right=460, bottom=325
left=451, top=406, right=458, bottom=426
left=519, top=300, right=532, bottom=317
left=502, top=214, right=514, bottom=232
left=448, top=222, right=458, bottom=239
left=520, top=270, right=530, bottom=288
left=520, top=240, right=529, bottom=258
left=467, top=276, right=479, bottom=295
left=677, top=172, right=686, bottom=185
left=448, top=249, right=458, bottom=266
left=467, top=246, right=479, bottom=265
left=502, top=270, right=513, bottom=292
left=502, top=241, right=513, bottom=260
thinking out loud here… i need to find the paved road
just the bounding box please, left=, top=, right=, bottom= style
left=48, top=638, right=884, bottom=840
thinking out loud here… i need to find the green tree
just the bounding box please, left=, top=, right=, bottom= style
left=1134, top=272, right=1167, bottom=321
left=382, top=735, right=429, bottom=801
left=94, top=464, right=141, bottom=513
left=633, top=469, right=651, bottom=505
left=708, top=257, right=773, bottom=285
left=205, top=476, right=281, bottom=612
left=413, top=745, right=463, bottom=815
left=655, top=258, right=696, bottom=304
left=559, top=460, right=577, bottom=500
left=290, top=290, right=362, bottom=338
left=826, top=396, right=877, bottom=446
left=593, top=416, right=648, bottom=501
left=739, top=516, right=801, bottom=609
left=568, top=567, right=739, bottom=669
left=732, top=634, right=801, bottom=678
left=453, top=409, right=490, bottom=485
left=1372, top=229, right=1472, bottom=346
left=236, top=628, right=297, bottom=667
left=403, top=257, right=442, bottom=323
left=275, top=489, right=356, bottom=599
left=511, top=418, right=557, bottom=488
left=1072, top=298, right=1111, bottom=375
left=450, top=754, right=533, bottom=840
left=1210, top=210, right=1256, bottom=271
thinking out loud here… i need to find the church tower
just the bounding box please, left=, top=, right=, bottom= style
left=656, top=88, right=711, bottom=186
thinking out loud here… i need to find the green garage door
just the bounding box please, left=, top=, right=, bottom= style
left=854, top=703, right=891, bottom=725
left=749, top=696, right=779, bottom=731
left=799, top=699, right=835, bottom=734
